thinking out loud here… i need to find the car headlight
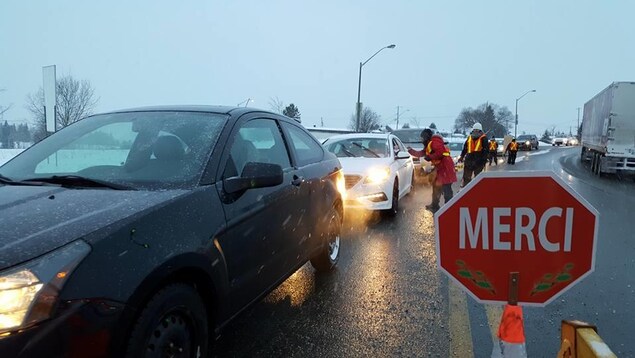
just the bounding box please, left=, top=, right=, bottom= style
left=364, top=167, right=390, bottom=184
left=525, top=141, right=530, bottom=145
left=335, top=170, right=347, bottom=200
left=0, top=240, right=90, bottom=334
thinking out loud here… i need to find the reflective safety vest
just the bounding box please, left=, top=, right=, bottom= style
left=426, top=141, right=450, bottom=165
left=467, top=135, right=487, bottom=153
left=489, top=141, right=498, bottom=151
left=510, top=142, right=519, bottom=151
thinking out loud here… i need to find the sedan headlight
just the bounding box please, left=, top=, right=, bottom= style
left=0, top=240, right=90, bottom=333
left=364, top=167, right=390, bottom=184
left=525, top=141, right=530, bottom=146
left=335, top=170, right=347, bottom=200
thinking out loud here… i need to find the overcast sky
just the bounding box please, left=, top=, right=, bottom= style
left=1, top=1, right=634, bottom=135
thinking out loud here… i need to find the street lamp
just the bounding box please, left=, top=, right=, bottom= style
left=356, top=44, right=396, bottom=132
left=395, top=106, right=409, bottom=129
left=514, top=89, right=536, bottom=138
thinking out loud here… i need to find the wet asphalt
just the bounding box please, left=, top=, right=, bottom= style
left=212, top=146, right=635, bottom=357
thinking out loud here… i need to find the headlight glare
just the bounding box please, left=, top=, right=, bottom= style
left=0, top=240, right=90, bottom=333
left=365, top=167, right=390, bottom=184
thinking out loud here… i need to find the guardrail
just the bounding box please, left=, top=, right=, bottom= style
left=558, top=320, right=616, bottom=358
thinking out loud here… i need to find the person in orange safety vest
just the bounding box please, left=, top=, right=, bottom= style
left=458, top=123, right=488, bottom=187
left=506, top=138, right=519, bottom=165
left=407, top=129, right=457, bottom=212
left=488, top=137, right=499, bottom=166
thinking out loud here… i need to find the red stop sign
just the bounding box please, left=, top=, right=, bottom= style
left=435, top=171, right=598, bottom=306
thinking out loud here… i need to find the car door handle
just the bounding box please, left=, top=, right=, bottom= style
left=292, top=176, right=304, bottom=186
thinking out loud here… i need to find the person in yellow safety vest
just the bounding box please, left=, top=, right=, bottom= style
left=506, top=138, right=519, bottom=165
left=488, top=137, right=499, bottom=166
left=458, top=122, right=488, bottom=187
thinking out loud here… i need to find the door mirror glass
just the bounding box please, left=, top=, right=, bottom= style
left=224, top=162, right=283, bottom=194
left=396, top=151, right=411, bottom=159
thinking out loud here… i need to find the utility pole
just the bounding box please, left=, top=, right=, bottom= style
left=577, top=107, right=581, bottom=139
left=395, top=106, right=409, bottom=129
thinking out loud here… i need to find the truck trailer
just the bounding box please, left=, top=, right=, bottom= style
left=580, top=82, right=635, bottom=176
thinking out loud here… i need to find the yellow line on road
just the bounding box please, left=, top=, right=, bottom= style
left=448, top=281, right=474, bottom=358
left=486, top=304, right=504, bottom=348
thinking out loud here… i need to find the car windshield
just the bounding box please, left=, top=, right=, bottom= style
left=324, top=138, right=388, bottom=158
left=447, top=142, right=463, bottom=151
left=0, top=112, right=226, bottom=190
left=391, top=129, right=423, bottom=143
left=517, top=135, right=532, bottom=140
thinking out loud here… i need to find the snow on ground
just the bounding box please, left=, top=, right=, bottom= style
left=0, top=149, right=24, bottom=166
left=528, top=149, right=551, bottom=156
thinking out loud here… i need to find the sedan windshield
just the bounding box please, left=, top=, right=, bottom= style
left=324, top=138, right=388, bottom=158
left=0, top=111, right=226, bottom=190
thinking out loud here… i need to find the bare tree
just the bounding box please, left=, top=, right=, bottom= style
left=0, top=88, right=12, bottom=118
left=25, top=74, right=98, bottom=141
left=410, top=116, right=421, bottom=128
left=268, top=96, right=284, bottom=114
left=348, top=107, right=381, bottom=132
left=454, top=103, right=511, bottom=137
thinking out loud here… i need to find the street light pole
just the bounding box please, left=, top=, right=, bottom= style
left=395, top=106, right=409, bottom=129
left=577, top=107, right=581, bottom=139
left=355, top=44, right=396, bottom=132
left=514, top=89, right=536, bottom=138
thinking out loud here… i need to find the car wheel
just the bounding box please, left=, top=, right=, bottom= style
left=310, top=207, right=341, bottom=272
left=126, top=284, right=209, bottom=358
left=384, top=180, right=399, bottom=217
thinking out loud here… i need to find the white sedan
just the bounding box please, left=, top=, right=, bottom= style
left=322, top=133, right=414, bottom=216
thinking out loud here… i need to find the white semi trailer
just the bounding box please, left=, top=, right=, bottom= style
left=581, top=82, right=635, bottom=176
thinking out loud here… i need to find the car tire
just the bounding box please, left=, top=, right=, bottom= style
left=383, top=180, right=399, bottom=217
left=125, top=283, right=209, bottom=358
left=310, top=207, right=341, bottom=272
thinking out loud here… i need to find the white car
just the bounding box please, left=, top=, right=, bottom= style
left=322, top=133, right=414, bottom=216
left=552, top=137, right=568, bottom=146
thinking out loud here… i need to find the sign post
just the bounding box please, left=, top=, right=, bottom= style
left=43, top=65, right=56, bottom=133
left=436, top=171, right=599, bottom=356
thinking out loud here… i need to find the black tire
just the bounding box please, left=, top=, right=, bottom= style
left=126, top=284, right=209, bottom=358
left=310, top=208, right=341, bottom=272
left=383, top=180, right=399, bottom=217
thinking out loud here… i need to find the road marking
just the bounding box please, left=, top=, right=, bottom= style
left=449, top=281, right=474, bottom=357
left=486, top=304, right=504, bottom=345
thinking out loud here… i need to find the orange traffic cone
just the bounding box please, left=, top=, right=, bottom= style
left=495, top=304, right=527, bottom=358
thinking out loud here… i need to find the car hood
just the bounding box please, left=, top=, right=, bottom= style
left=338, top=157, right=394, bottom=176
left=0, top=185, right=188, bottom=269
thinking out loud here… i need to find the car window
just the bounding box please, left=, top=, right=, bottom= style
left=224, top=118, right=291, bottom=178
left=324, top=137, right=389, bottom=158
left=1, top=112, right=225, bottom=189
left=392, top=138, right=405, bottom=155
left=281, top=122, right=324, bottom=166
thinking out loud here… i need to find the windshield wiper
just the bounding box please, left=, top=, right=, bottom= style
left=0, top=173, right=49, bottom=186
left=22, top=175, right=135, bottom=190
left=352, top=142, right=380, bottom=158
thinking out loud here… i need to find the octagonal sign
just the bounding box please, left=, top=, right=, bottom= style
left=435, top=171, right=598, bottom=306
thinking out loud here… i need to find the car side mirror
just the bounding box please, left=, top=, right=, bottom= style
left=224, top=162, right=284, bottom=194
left=396, top=151, right=411, bottom=159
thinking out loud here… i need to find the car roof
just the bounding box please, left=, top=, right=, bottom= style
left=325, top=133, right=392, bottom=141
left=98, top=105, right=283, bottom=118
